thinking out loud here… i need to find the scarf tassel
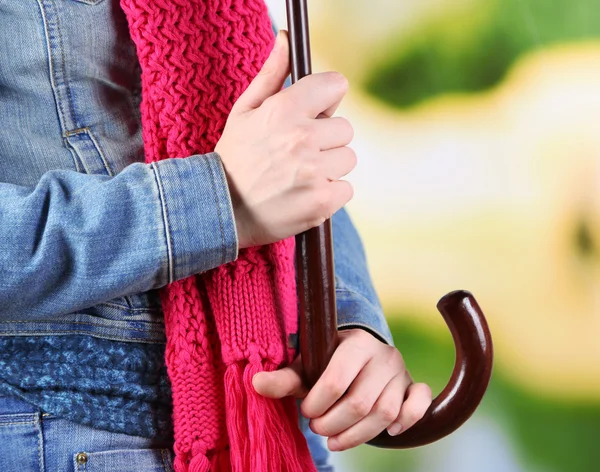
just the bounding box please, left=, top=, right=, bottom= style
left=223, top=361, right=317, bottom=472
left=173, top=440, right=231, bottom=472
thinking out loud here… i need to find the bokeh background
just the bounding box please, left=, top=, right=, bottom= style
left=267, top=1, right=600, bottom=471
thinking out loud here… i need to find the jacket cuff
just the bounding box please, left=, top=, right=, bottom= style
left=150, top=153, right=238, bottom=283
left=336, top=287, right=395, bottom=346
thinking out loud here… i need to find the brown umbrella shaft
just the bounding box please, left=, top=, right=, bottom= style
left=286, top=0, right=339, bottom=388
left=284, top=0, right=494, bottom=449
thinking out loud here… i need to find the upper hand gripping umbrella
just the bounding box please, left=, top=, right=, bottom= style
left=286, top=0, right=494, bottom=448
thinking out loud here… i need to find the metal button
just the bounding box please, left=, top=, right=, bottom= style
left=75, top=452, right=88, bottom=465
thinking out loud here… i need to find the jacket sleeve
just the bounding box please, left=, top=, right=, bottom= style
left=332, top=208, right=394, bottom=345
left=0, top=153, right=238, bottom=320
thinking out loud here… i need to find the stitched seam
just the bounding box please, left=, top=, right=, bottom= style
left=63, top=137, right=83, bottom=172
left=0, top=358, right=166, bottom=375
left=36, top=412, right=45, bottom=472
left=63, top=128, right=116, bottom=177
left=64, top=137, right=91, bottom=174
left=95, top=300, right=161, bottom=312
left=0, top=413, right=37, bottom=421
left=0, top=421, right=36, bottom=426
left=8, top=386, right=170, bottom=404
left=53, top=1, right=78, bottom=128
left=36, top=0, right=68, bottom=133
left=160, top=449, right=171, bottom=472
left=73, top=0, right=105, bottom=5
left=64, top=127, right=91, bottom=137
left=0, top=331, right=164, bottom=344
left=151, top=162, right=174, bottom=284
left=213, top=153, right=238, bottom=259
left=0, top=320, right=163, bottom=332
left=207, top=157, right=227, bottom=265
left=336, top=286, right=393, bottom=343
left=86, top=128, right=115, bottom=176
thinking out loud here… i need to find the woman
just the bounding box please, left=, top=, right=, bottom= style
left=0, top=1, right=431, bottom=470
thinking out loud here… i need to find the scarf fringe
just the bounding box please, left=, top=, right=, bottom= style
left=222, top=361, right=317, bottom=472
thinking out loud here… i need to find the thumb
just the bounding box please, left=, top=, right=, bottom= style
left=252, top=355, right=308, bottom=399
left=232, top=30, right=290, bottom=113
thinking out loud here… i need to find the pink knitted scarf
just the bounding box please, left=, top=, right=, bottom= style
left=119, top=1, right=317, bottom=471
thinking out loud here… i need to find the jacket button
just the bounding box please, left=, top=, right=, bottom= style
left=75, top=452, right=88, bottom=464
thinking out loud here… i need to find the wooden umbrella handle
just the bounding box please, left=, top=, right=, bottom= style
left=286, top=0, right=494, bottom=448
left=366, top=290, right=493, bottom=448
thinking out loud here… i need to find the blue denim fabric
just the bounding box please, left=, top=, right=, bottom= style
left=0, top=0, right=393, bottom=346
left=0, top=395, right=175, bottom=472
left=0, top=0, right=393, bottom=470
left=0, top=396, right=333, bottom=472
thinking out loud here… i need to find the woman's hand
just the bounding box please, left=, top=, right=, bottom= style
left=215, top=30, right=356, bottom=249
left=252, top=328, right=432, bottom=451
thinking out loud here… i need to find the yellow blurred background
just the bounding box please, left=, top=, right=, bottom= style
left=268, top=1, right=600, bottom=470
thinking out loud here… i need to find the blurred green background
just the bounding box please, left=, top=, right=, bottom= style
left=267, top=0, right=600, bottom=470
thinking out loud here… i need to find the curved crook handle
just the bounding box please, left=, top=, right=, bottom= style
left=367, top=290, right=493, bottom=448
left=299, top=289, right=493, bottom=449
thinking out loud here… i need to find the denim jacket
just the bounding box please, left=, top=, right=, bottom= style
left=0, top=0, right=392, bottom=346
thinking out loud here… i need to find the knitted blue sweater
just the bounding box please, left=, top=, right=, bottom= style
left=0, top=335, right=173, bottom=440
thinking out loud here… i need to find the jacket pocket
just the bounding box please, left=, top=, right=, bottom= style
left=0, top=413, right=42, bottom=472
left=73, top=448, right=174, bottom=472
left=64, top=127, right=115, bottom=177
left=64, top=127, right=161, bottom=313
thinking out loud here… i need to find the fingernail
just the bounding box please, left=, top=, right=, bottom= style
left=387, top=423, right=403, bottom=436
left=328, top=439, right=340, bottom=451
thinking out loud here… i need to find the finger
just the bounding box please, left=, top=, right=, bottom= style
left=309, top=357, right=399, bottom=438
left=317, top=147, right=357, bottom=181
left=252, top=355, right=308, bottom=399
left=324, top=180, right=354, bottom=215
left=300, top=336, right=370, bottom=419
left=233, top=30, right=290, bottom=113
left=278, top=71, right=348, bottom=119
left=387, top=382, right=432, bottom=436
left=311, top=117, right=354, bottom=151
left=328, top=373, right=411, bottom=452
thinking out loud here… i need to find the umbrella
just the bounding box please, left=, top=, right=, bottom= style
left=285, top=0, right=494, bottom=449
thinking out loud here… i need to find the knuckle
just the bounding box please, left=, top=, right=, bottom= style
left=406, top=408, right=423, bottom=425
left=415, top=382, right=433, bottom=400
left=312, top=190, right=334, bottom=219
left=323, top=377, right=345, bottom=399
left=339, top=181, right=354, bottom=205
left=348, top=396, right=371, bottom=418
left=260, top=96, right=280, bottom=122
left=291, top=125, right=315, bottom=150
left=352, top=327, right=372, bottom=342
left=308, top=420, right=325, bottom=436
left=258, top=64, right=274, bottom=76
left=296, top=161, right=318, bottom=183
left=385, top=347, right=404, bottom=369
left=310, top=419, right=334, bottom=437
left=374, top=402, right=398, bottom=423
left=338, top=434, right=360, bottom=451
left=261, top=94, right=277, bottom=110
